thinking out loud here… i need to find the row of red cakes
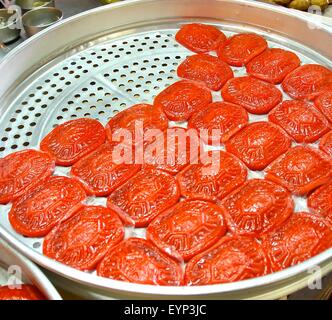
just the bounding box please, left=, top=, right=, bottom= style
left=0, top=23, right=331, bottom=287
left=0, top=285, right=46, bottom=300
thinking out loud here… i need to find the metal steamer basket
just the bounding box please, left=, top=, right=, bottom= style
left=0, top=0, right=331, bottom=299
left=0, top=240, right=62, bottom=300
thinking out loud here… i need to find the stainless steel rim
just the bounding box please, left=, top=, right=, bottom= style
left=0, top=0, right=331, bottom=298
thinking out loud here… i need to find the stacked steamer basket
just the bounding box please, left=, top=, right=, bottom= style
left=0, top=240, right=61, bottom=300
left=0, top=0, right=332, bottom=299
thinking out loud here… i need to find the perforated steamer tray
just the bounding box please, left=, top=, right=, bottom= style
left=0, top=0, right=332, bottom=299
